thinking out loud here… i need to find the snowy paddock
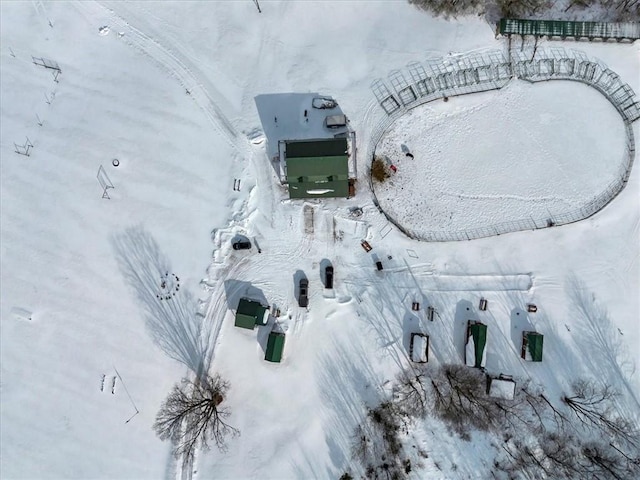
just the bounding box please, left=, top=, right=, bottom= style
left=373, top=79, right=628, bottom=237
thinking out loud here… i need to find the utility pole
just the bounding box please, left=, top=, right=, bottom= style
left=253, top=0, right=261, bottom=13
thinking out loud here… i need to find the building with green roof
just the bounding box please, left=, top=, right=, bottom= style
left=265, top=331, right=285, bottom=363
left=498, top=18, right=640, bottom=42
left=234, top=298, right=268, bottom=330
left=521, top=331, right=543, bottom=362
left=465, top=321, right=487, bottom=369
left=285, top=138, right=349, bottom=199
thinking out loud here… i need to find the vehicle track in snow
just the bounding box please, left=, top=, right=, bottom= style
left=78, top=0, right=247, bottom=156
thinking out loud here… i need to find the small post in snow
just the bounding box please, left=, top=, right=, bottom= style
left=253, top=0, right=262, bottom=13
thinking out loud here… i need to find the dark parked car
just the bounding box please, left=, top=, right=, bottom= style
left=232, top=240, right=252, bottom=250
left=325, top=265, right=334, bottom=289
left=376, top=261, right=383, bottom=271
left=298, top=278, right=309, bottom=307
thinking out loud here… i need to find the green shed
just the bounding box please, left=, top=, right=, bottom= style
left=521, top=331, right=543, bottom=362
left=234, top=298, right=268, bottom=330
left=465, top=321, right=487, bottom=369
left=285, top=138, right=349, bottom=199
left=265, top=331, right=285, bottom=363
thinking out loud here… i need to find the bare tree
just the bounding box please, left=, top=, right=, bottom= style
left=394, top=366, right=429, bottom=417
left=429, top=364, right=499, bottom=437
left=562, top=380, right=639, bottom=447
left=154, top=373, right=239, bottom=460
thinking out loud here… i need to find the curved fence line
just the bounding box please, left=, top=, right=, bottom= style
left=367, top=47, right=638, bottom=242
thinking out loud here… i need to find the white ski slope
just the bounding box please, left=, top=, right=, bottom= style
left=1, top=1, right=638, bottom=479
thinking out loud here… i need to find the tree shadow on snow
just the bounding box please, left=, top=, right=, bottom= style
left=568, top=275, right=640, bottom=413
left=111, top=225, right=212, bottom=380
left=454, top=299, right=475, bottom=363
left=510, top=307, right=534, bottom=353
left=303, top=333, right=383, bottom=478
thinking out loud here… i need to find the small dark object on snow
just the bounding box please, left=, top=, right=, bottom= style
left=324, top=265, right=334, bottom=289
left=376, top=261, right=383, bottom=271
left=361, top=240, right=372, bottom=252
left=479, top=298, right=488, bottom=311
left=232, top=240, right=252, bottom=250
left=412, top=302, right=420, bottom=311
left=443, top=96, right=449, bottom=102
left=405, top=153, right=414, bottom=159
left=298, top=278, right=309, bottom=307
left=527, top=304, right=538, bottom=313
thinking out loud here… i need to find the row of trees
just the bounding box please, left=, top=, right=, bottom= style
left=347, top=364, right=639, bottom=479
left=408, top=0, right=640, bottom=22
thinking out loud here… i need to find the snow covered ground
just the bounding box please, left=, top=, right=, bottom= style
left=374, top=79, right=627, bottom=234
left=1, top=1, right=638, bottom=479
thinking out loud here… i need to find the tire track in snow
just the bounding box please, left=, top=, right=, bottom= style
left=87, top=0, right=246, bottom=155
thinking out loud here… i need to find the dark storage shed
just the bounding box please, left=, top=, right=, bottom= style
left=521, top=331, right=544, bottom=362
left=234, top=298, right=268, bottom=330
left=265, top=331, right=285, bottom=363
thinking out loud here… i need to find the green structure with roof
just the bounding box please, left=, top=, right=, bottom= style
left=521, top=331, right=544, bottom=362
left=265, top=331, right=286, bottom=363
left=234, top=298, right=268, bottom=330
left=498, top=18, right=640, bottom=42
left=285, top=138, right=349, bottom=199
left=466, top=321, right=487, bottom=369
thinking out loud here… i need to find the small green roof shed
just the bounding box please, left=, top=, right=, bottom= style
left=522, top=331, right=543, bottom=362
left=265, top=331, right=285, bottom=363
left=234, top=298, right=268, bottom=330
left=466, top=322, right=487, bottom=368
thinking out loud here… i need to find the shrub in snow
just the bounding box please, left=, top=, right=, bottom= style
left=371, top=156, right=390, bottom=183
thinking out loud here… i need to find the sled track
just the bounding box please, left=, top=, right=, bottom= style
left=85, top=1, right=244, bottom=154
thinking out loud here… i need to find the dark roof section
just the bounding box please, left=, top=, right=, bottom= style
left=234, top=298, right=268, bottom=330
left=286, top=138, right=347, bottom=158
left=498, top=18, right=640, bottom=41
left=469, top=322, right=487, bottom=368
left=525, top=332, right=544, bottom=362
left=265, top=331, right=285, bottom=363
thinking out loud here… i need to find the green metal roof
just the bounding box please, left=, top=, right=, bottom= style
left=234, top=298, right=267, bottom=330
left=288, top=180, right=350, bottom=199
left=498, top=18, right=640, bottom=40
left=469, top=323, right=487, bottom=368
left=265, top=331, right=285, bottom=363
left=286, top=138, right=347, bottom=158
left=286, top=155, right=348, bottom=178
left=284, top=139, right=349, bottom=199
left=526, top=332, right=543, bottom=362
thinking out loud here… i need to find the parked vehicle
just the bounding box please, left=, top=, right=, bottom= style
left=298, top=278, right=309, bottom=307
left=376, top=261, right=383, bottom=271
left=232, top=240, right=252, bottom=250
left=324, top=265, right=334, bottom=289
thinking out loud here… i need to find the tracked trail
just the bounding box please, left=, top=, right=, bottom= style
left=77, top=1, right=246, bottom=155
left=68, top=4, right=252, bottom=480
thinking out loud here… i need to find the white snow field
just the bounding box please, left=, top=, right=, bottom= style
left=1, top=1, right=638, bottom=480
left=374, top=80, right=627, bottom=234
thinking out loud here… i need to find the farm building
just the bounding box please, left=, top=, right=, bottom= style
left=284, top=138, right=349, bottom=198
left=465, top=321, right=487, bottom=369
left=254, top=93, right=356, bottom=199
left=265, top=331, right=286, bottom=363
left=521, top=331, right=544, bottom=362
left=234, top=298, right=268, bottom=330
left=497, top=18, right=640, bottom=42
left=487, top=374, right=516, bottom=400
